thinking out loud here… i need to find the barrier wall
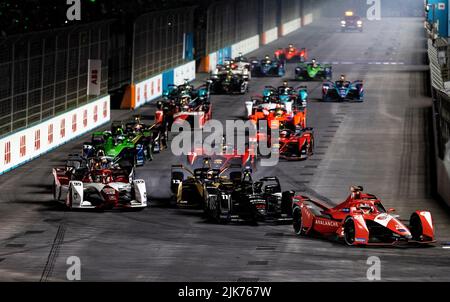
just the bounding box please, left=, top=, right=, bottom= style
left=281, top=18, right=302, bottom=36
left=0, top=96, right=111, bottom=175
left=231, top=35, right=260, bottom=58
left=262, top=27, right=279, bottom=45
left=303, top=13, right=313, bottom=26
left=133, top=60, right=196, bottom=109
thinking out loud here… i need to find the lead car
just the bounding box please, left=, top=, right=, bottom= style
left=291, top=186, right=436, bottom=246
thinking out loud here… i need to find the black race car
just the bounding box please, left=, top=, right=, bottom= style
left=209, top=70, right=249, bottom=94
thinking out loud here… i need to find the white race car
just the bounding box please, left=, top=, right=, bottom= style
left=52, top=156, right=147, bottom=210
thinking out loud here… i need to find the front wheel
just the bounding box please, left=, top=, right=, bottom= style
left=343, top=217, right=356, bottom=246
left=293, top=207, right=305, bottom=235
left=409, top=214, right=423, bottom=241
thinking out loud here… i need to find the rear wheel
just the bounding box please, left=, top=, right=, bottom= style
left=293, top=207, right=305, bottom=235
left=343, top=217, right=356, bottom=246
left=52, top=180, right=58, bottom=201
left=409, top=214, right=423, bottom=241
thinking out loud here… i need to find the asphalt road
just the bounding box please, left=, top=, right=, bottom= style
left=0, top=18, right=449, bottom=282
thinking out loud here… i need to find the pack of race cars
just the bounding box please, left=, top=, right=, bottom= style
left=50, top=18, right=436, bottom=247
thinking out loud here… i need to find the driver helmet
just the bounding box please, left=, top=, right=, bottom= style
left=359, top=203, right=372, bottom=215
left=264, top=55, right=271, bottom=63
left=339, top=74, right=346, bottom=82
left=275, top=108, right=284, bottom=118
left=280, top=130, right=289, bottom=139
left=207, top=170, right=215, bottom=180
left=311, top=58, right=317, bottom=67
left=180, top=94, right=191, bottom=107
left=93, top=174, right=102, bottom=183
left=134, top=123, right=143, bottom=131
left=116, top=135, right=125, bottom=145
left=101, top=157, right=109, bottom=169
left=97, top=149, right=105, bottom=158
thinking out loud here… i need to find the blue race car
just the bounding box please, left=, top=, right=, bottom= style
left=262, top=84, right=308, bottom=110
left=250, top=56, right=285, bottom=77
left=322, top=75, right=364, bottom=102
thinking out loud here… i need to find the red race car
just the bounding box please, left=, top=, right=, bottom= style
left=275, top=44, right=307, bottom=63
left=250, top=108, right=314, bottom=160
left=292, top=186, right=436, bottom=246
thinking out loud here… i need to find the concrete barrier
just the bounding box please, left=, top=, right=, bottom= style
left=0, top=95, right=111, bottom=175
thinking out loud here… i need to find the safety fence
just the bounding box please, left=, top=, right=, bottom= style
left=427, top=35, right=450, bottom=206
left=0, top=21, right=110, bottom=138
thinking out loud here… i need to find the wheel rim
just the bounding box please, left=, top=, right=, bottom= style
left=344, top=219, right=356, bottom=245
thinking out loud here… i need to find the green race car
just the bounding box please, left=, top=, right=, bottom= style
left=83, top=131, right=152, bottom=166
left=294, top=59, right=332, bottom=81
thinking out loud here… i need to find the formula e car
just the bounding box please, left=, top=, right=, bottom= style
left=250, top=56, right=286, bottom=77
left=204, top=174, right=294, bottom=223
left=278, top=127, right=314, bottom=160
left=156, top=83, right=212, bottom=130
left=221, top=56, right=252, bottom=79
left=295, top=59, right=332, bottom=81
left=292, top=186, right=435, bottom=246
left=171, top=156, right=245, bottom=208
left=341, top=11, right=363, bottom=32
left=82, top=131, right=150, bottom=166
left=52, top=155, right=147, bottom=210
left=274, top=44, right=307, bottom=63
left=209, top=69, right=249, bottom=94
left=246, top=85, right=308, bottom=118
left=322, top=76, right=364, bottom=102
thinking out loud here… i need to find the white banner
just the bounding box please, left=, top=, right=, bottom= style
left=87, top=59, right=102, bottom=96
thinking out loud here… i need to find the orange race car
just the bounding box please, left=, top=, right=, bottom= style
left=274, top=44, right=308, bottom=63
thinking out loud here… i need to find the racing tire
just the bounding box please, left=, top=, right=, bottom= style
left=343, top=217, right=356, bottom=246
left=309, top=138, right=315, bottom=156
left=52, top=180, right=59, bottom=201
left=409, top=213, right=423, bottom=241
left=293, top=207, right=305, bottom=236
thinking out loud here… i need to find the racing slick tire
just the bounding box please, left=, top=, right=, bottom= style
left=343, top=217, right=357, bottom=246
left=52, top=180, right=59, bottom=201
left=409, top=213, right=423, bottom=241
left=293, top=207, right=306, bottom=236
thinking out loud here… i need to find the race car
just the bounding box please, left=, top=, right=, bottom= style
left=274, top=44, right=307, bottom=63
left=246, top=84, right=308, bottom=118
left=52, top=155, right=147, bottom=210
left=156, top=83, right=212, bottom=130
left=341, top=11, right=363, bottom=32
left=204, top=173, right=294, bottom=223
left=295, top=59, right=332, bottom=81
left=171, top=156, right=245, bottom=208
left=250, top=55, right=286, bottom=77
left=278, top=127, right=314, bottom=160
left=292, top=186, right=435, bottom=246
left=209, top=69, right=249, bottom=94
left=322, top=75, right=364, bottom=102
left=110, top=115, right=166, bottom=154
left=233, top=53, right=252, bottom=72
left=221, top=55, right=252, bottom=79
left=82, top=131, right=150, bottom=166
left=162, top=80, right=209, bottom=103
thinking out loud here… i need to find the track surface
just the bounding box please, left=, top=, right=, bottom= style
left=1, top=18, right=449, bottom=282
